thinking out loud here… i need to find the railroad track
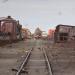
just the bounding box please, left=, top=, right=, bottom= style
left=14, top=47, right=52, bottom=75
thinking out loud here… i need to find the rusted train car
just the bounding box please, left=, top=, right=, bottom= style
left=0, top=16, right=22, bottom=41
left=54, top=24, right=75, bottom=42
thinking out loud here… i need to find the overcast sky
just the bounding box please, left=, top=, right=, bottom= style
left=0, top=0, right=75, bottom=33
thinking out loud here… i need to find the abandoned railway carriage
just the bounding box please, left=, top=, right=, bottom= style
left=0, top=16, right=22, bottom=41
left=54, top=24, right=75, bottom=42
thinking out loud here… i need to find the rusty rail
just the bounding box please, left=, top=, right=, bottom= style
left=43, top=48, right=53, bottom=75
left=15, top=47, right=52, bottom=75
left=16, top=48, right=33, bottom=75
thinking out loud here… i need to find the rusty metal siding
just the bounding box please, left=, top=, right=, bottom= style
left=0, top=21, right=18, bottom=40
left=55, top=25, right=75, bottom=42
left=58, top=25, right=71, bottom=33
left=0, top=16, right=22, bottom=41
left=10, top=22, right=17, bottom=40
left=0, top=21, right=1, bottom=32
left=1, top=22, right=13, bottom=33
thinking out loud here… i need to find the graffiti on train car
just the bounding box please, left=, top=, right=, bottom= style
left=0, top=16, right=22, bottom=41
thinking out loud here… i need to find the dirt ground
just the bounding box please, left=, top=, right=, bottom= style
left=45, top=41, right=75, bottom=75
left=0, top=39, right=75, bottom=75
left=0, top=39, right=35, bottom=75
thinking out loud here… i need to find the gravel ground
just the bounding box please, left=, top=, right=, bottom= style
left=0, top=39, right=75, bottom=75
left=23, top=39, right=49, bottom=75
left=0, top=39, right=35, bottom=75
left=45, top=41, right=75, bottom=75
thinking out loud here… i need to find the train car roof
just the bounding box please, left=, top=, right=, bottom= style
left=56, top=24, right=75, bottom=28
left=0, top=16, right=16, bottom=21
